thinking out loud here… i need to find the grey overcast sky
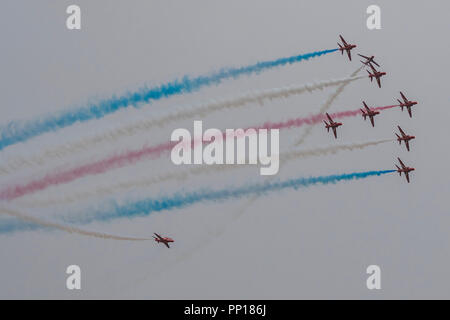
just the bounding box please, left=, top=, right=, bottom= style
left=0, top=0, right=449, bottom=298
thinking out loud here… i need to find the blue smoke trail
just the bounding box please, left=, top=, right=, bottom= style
left=0, top=48, right=337, bottom=151
left=0, top=219, right=44, bottom=234
left=66, top=170, right=395, bottom=224
left=0, top=169, right=394, bottom=235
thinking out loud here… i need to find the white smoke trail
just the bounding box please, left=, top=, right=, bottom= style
left=295, top=66, right=364, bottom=146
left=0, top=76, right=364, bottom=177
left=18, top=139, right=392, bottom=208
left=115, top=138, right=393, bottom=293
left=235, top=65, right=366, bottom=224
left=147, top=76, right=364, bottom=127
left=280, top=139, right=393, bottom=162
left=115, top=204, right=248, bottom=296
left=118, top=67, right=369, bottom=288
left=0, top=206, right=152, bottom=241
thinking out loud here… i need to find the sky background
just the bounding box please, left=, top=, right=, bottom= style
left=0, top=0, right=449, bottom=299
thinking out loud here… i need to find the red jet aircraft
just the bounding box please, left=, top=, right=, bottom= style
left=395, top=158, right=415, bottom=183
left=358, top=54, right=380, bottom=67
left=323, top=112, right=342, bottom=139
left=395, top=126, right=415, bottom=152
left=153, top=233, right=174, bottom=248
left=338, top=35, right=356, bottom=61
left=360, top=101, right=380, bottom=127
left=367, top=64, right=386, bottom=88
left=397, top=91, right=418, bottom=118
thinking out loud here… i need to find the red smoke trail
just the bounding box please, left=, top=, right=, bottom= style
left=256, top=104, right=399, bottom=130
left=0, top=105, right=399, bottom=201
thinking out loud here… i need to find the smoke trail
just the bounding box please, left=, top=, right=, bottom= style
left=0, top=206, right=151, bottom=241
left=116, top=202, right=250, bottom=294
left=280, top=139, right=393, bottom=162
left=18, top=139, right=393, bottom=208
left=141, top=66, right=382, bottom=280
left=0, top=105, right=399, bottom=201
left=58, top=170, right=395, bottom=225
left=0, top=49, right=338, bottom=152
left=252, top=104, right=399, bottom=131
left=0, top=169, right=395, bottom=235
left=235, top=65, right=380, bottom=229
left=0, top=76, right=363, bottom=176
left=281, top=104, right=399, bottom=128
left=295, top=65, right=364, bottom=146
left=150, top=66, right=371, bottom=282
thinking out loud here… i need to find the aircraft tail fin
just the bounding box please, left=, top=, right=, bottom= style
left=338, top=43, right=343, bottom=53
left=395, top=165, right=401, bottom=175
left=395, top=133, right=401, bottom=143
left=367, top=70, right=373, bottom=81
left=360, top=109, right=366, bottom=119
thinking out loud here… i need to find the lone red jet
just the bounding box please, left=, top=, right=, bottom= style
left=153, top=233, right=174, bottom=248
left=360, top=101, right=380, bottom=127
left=323, top=112, right=342, bottom=139
left=395, top=157, right=415, bottom=183
left=358, top=54, right=380, bottom=67
left=395, top=126, right=415, bottom=152
left=367, top=64, right=386, bottom=88
left=397, top=91, right=418, bottom=118
left=338, top=35, right=356, bottom=61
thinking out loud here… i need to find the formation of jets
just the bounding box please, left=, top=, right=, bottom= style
left=338, top=35, right=386, bottom=88
left=329, top=35, right=419, bottom=183
left=155, top=36, right=421, bottom=246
